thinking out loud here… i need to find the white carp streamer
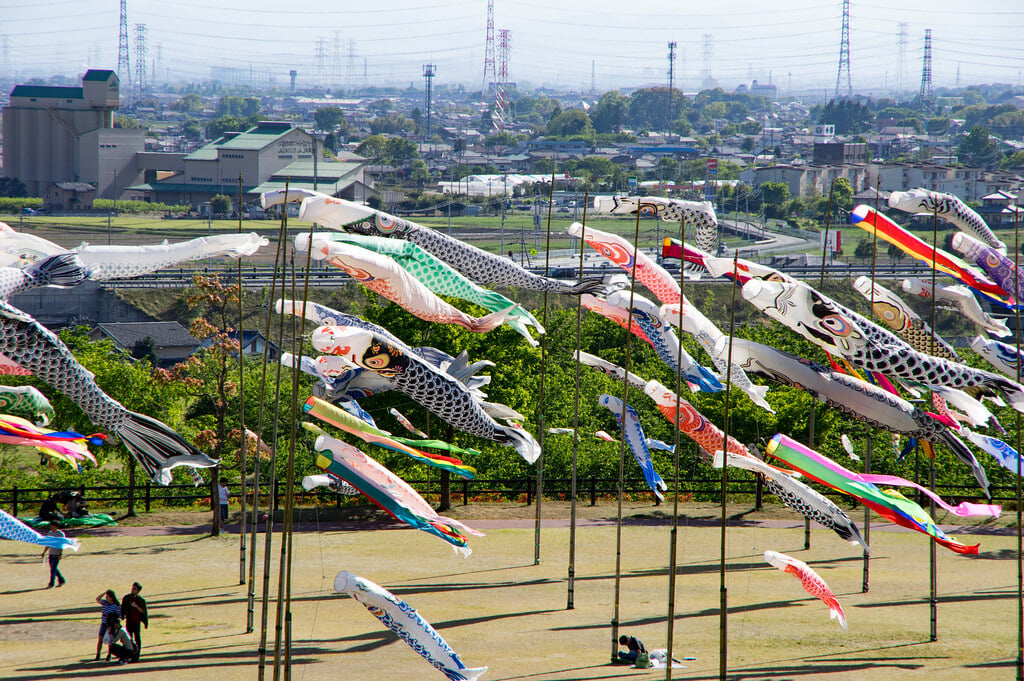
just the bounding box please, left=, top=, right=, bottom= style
left=335, top=571, right=487, bottom=681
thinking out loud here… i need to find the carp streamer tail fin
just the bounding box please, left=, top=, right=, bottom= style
left=560, top=277, right=606, bottom=295
left=117, top=412, right=218, bottom=486
left=499, top=424, right=541, bottom=464
left=32, top=252, right=90, bottom=287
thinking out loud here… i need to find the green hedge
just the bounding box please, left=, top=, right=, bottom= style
left=0, top=197, right=43, bottom=214
left=92, top=199, right=189, bottom=214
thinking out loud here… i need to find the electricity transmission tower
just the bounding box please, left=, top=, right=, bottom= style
left=117, top=0, right=131, bottom=90
left=482, top=0, right=496, bottom=98
left=835, top=0, right=852, bottom=99
left=895, top=22, right=909, bottom=95
left=920, top=28, right=933, bottom=102
left=134, top=23, right=147, bottom=96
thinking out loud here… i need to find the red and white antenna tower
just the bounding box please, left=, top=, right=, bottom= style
left=482, top=0, right=496, bottom=98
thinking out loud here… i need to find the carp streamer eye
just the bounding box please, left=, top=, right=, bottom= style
left=362, top=351, right=393, bottom=371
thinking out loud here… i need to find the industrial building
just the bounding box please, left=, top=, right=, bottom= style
left=1, top=69, right=144, bottom=198
left=127, top=121, right=371, bottom=207
left=3, top=71, right=370, bottom=209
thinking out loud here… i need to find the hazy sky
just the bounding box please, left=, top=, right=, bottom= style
left=2, top=0, right=1022, bottom=95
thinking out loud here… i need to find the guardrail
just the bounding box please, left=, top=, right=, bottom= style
left=102, top=260, right=937, bottom=290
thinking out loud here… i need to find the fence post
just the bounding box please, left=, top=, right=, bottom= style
left=462, top=479, right=469, bottom=506
left=525, top=477, right=532, bottom=506
left=145, top=483, right=151, bottom=513
left=11, top=484, right=17, bottom=517
left=274, top=480, right=280, bottom=512
left=590, top=477, right=597, bottom=506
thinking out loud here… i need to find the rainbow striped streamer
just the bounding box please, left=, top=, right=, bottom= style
left=766, top=433, right=997, bottom=555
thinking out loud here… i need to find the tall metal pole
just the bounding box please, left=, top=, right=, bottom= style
left=610, top=203, right=643, bottom=663
left=665, top=212, right=686, bottom=680
left=719, top=253, right=740, bottom=681
left=567, top=191, right=589, bottom=610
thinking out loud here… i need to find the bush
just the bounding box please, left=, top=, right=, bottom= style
left=0, top=197, right=43, bottom=214
left=93, top=199, right=189, bottom=214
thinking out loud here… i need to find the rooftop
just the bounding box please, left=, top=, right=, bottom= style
left=91, top=322, right=199, bottom=349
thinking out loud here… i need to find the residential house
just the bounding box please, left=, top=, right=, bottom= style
left=88, top=321, right=200, bottom=367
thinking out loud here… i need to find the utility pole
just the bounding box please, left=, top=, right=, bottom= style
left=667, top=41, right=677, bottom=129
left=422, top=64, right=436, bottom=142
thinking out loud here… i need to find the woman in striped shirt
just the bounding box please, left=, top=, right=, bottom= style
left=94, top=590, right=120, bottom=661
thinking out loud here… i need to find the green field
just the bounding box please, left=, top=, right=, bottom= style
left=0, top=503, right=1019, bottom=681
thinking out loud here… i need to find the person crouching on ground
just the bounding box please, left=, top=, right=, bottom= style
left=105, top=614, right=136, bottom=665
left=618, top=634, right=646, bottom=663
left=120, top=582, right=147, bottom=661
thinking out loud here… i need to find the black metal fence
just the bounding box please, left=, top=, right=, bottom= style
left=0, top=475, right=1008, bottom=519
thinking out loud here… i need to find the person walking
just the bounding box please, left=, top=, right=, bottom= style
left=41, top=526, right=66, bottom=588
left=94, top=589, right=120, bottom=661
left=217, top=478, right=230, bottom=521
left=120, top=582, right=148, bottom=661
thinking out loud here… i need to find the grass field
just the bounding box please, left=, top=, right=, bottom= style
left=1, top=502, right=1020, bottom=681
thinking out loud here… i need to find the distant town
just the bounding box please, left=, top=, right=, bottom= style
left=2, top=69, right=1023, bottom=230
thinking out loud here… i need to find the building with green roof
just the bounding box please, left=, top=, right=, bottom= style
left=126, top=121, right=371, bottom=206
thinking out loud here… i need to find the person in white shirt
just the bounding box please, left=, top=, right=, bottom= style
left=217, top=478, right=230, bottom=521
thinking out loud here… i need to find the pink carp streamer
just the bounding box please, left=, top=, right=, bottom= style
left=764, top=550, right=847, bottom=630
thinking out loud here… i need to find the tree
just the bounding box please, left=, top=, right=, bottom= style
left=0, top=177, right=28, bottom=198
left=114, top=115, right=140, bottom=129
left=385, top=137, right=419, bottom=164
left=958, top=126, right=1002, bottom=168
left=831, top=178, right=853, bottom=213
left=760, top=181, right=790, bottom=218
left=627, top=87, right=690, bottom=132
left=314, top=106, right=347, bottom=131
left=545, top=109, right=594, bottom=138
left=217, top=96, right=260, bottom=118
left=206, top=114, right=255, bottom=140
left=131, top=337, right=158, bottom=364
left=210, top=194, right=232, bottom=215
left=589, top=91, right=629, bottom=134
left=819, top=99, right=873, bottom=134
left=853, top=239, right=874, bottom=261
left=356, top=134, right=389, bottom=162
left=155, top=275, right=241, bottom=536
left=170, top=93, right=203, bottom=113
left=409, top=159, right=432, bottom=188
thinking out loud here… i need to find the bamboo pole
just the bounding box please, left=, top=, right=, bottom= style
left=665, top=211, right=686, bottom=681
left=237, top=173, right=248, bottom=588
left=535, top=172, right=556, bottom=564
left=566, top=190, right=589, bottom=610
left=256, top=181, right=291, bottom=678
left=719, top=252, right=740, bottom=681
left=927, top=206, right=939, bottom=642
left=609, top=203, right=643, bottom=663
